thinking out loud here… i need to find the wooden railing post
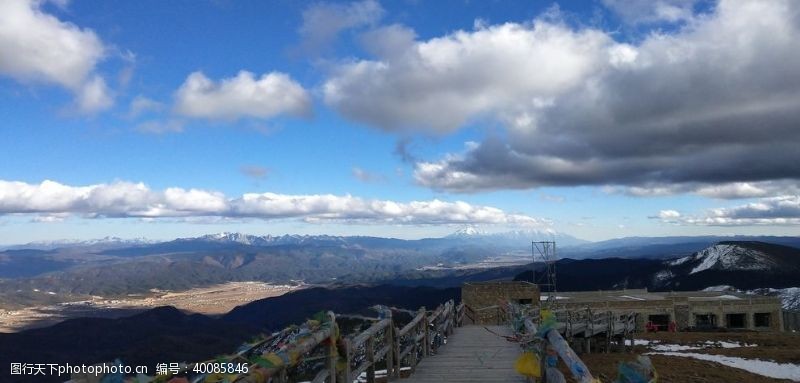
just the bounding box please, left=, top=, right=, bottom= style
left=340, top=339, right=352, bottom=383
left=366, top=335, right=375, bottom=383
left=422, top=306, right=430, bottom=357
left=328, top=312, right=337, bottom=383
left=393, top=325, right=401, bottom=379
left=386, top=311, right=394, bottom=381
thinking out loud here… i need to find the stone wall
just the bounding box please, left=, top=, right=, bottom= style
left=462, top=281, right=539, bottom=324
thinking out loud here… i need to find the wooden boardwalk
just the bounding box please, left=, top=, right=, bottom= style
left=405, top=325, right=526, bottom=383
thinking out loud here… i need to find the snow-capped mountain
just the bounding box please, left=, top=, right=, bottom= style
left=670, top=243, right=779, bottom=274
left=446, top=226, right=488, bottom=238
left=653, top=241, right=800, bottom=290
left=182, top=232, right=350, bottom=247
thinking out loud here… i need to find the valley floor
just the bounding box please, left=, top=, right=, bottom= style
left=0, top=281, right=301, bottom=332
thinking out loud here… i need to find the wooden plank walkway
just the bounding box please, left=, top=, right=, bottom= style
left=405, top=325, right=526, bottom=382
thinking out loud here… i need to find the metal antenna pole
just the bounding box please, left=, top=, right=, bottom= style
left=532, top=241, right=557, bottom=308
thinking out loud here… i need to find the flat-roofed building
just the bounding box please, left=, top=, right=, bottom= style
left=541, top=289, right=783, bottom=332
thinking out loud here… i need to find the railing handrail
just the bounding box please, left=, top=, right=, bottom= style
left=197, top=299, right=462, bottom=383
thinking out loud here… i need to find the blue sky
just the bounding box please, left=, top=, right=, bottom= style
left=1, top=0, right=799, bottom=244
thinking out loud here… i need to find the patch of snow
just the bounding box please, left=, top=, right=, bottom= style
left=539, top=296, right=570, bottom=301
left=650, top=344, right=702, bottom=351
left=689, top=294, right=742, bottom=300
left=620, top=295, right=646, bottom=301
left=702, top=285, right=735, bottom=292
left=645, top=352, right=800, bottom=381
left=635, top=339, right=755, bottom=351
left=654, top=270, right=674, bottom=282
left=710, top=341, right=756, bottom=349
left=669, top=256, right=692, bottom=266
left=777, top=287, right=800, bottom=311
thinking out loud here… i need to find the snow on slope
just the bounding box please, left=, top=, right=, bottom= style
left=686, top=244, right=775, bottom=274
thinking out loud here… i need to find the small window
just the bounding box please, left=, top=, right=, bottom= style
left=726, top=313, right=747, bottom=328
left=695, top=314, right=716, bottom=328
left=517, top=298, right=533, bottom=304
left=754, top=313, right=771, bottom=327
left=648, top=314, right=670, bottom=331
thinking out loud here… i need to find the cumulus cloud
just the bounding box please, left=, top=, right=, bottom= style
left=602, top=0, right=699, bottom=24
left=612, top=181, right=800, bottom=199
left=174, top=71, right=311, bottom=121
left=0, top=179, right=546, bottom=226
left=297, top=0, right=384, bottom=54
left=0, top=0, right=113, bottom=112
left=324, top=19, right=611, bottom=133
left=348, top=0, right=800, bottom=195
left=671, top=195, right=800, bottom=226
left=649, top=209, right=681, bottom=222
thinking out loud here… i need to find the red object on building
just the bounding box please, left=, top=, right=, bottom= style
left=668, top=321, right=677, bottom=332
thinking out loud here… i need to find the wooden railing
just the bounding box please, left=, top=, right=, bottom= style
left=217, top=299, right=461, bottom=383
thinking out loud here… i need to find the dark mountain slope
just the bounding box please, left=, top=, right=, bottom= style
left=223, top=284, right=460, bottom=330
left=513, top=258, right=665, bottom=291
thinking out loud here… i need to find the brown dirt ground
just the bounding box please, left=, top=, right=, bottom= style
left=557, top=331, right=800, bottom=382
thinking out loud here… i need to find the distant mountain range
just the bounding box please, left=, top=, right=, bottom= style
left=6, top=230, right=799, bottom=258
left=0, top=236, right=155, bottom=251
left=1, top=230, right=798, bottom=308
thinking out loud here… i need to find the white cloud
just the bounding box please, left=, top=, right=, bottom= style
left=298, top=0, right=384, bottom=54
left=651, top=209, right=681, bottom=222
left=0, top=179, right=547, bottom=227
left=663, top=195, right=800, bottom=226
left=324, top=18, right=611, bottom=133
left=614, top=181, right=800, bottom=199
left=0, top=0, right=113, bottom=112
left=174, top=71, right=311, bottom=121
